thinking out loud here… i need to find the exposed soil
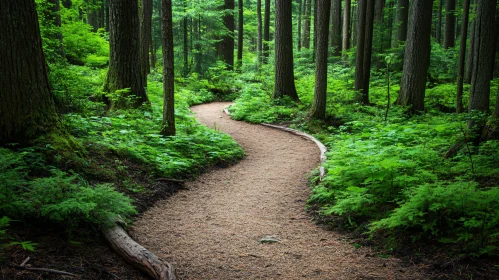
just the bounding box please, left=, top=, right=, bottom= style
left=130, top=102, right=431, bottom=279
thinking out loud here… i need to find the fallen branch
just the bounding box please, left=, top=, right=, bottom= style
left=11, top=257, right=78, bottom=277
left=101, top=216, right=177, bottom=280
left=156, top=178, right=185, bottom=184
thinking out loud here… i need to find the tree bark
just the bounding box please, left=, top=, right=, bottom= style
left=444, top=0, right=456, bottom=48
left=354, top=0, right=375, bottom=105
left=263, top=0, right=271, bottom=61
left=468, top=0, right=496, bottom=115
left=374, top=0, right=385, bottom=22
left=465, top=3, right=477, bottom=84
left=0, top=0, right=60, bottom=145
left=354, top=0, right=367, bottom=95
left=140, top=0, right=153, bottom=81
left=456, top=0, right=470, bottom=113
left=310, top=0, right=331, bottom=119
left=216, top=0, right=235, bottom=70
left=104, top=0, right=149, bottom=109
left=396, top=0, right=434, bottom=114
left=302, top=0, right=312, bottom=49
left=392, top=0, right=409, bottom=47
left=237, top=0, right=243, bottom=68
left=342, top=0, right=351, bottom=55
left=330, top=0, right=342, bottom=56
left=161, top=0, right=176, bottom=136
left=437, top=0, right=443, bottom=43
left=273, top=0, right=300, bottom=102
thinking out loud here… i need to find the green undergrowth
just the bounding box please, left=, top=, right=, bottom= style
left=0, top=66, right=244, bottom=250
left=229, top=51, right=499, bottom=256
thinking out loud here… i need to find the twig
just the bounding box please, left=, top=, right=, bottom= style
left=20, top=257, right=30, bottom=267
left=156, top=178, right=185, bottom=183
left=11, top=266, right=78, bottom=277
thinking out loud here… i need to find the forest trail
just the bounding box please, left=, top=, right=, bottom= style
left=131, top=102, right=425, bottom=280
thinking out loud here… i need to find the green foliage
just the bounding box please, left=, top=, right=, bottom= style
left=61, top=22, right=109, bottom=66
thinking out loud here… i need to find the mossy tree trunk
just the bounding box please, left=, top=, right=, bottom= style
left=309, top=0, right=331, bottom=120
left=396, top=0, right=433, bottom=114
left=140, top=0, right=153, bottom=81
left=104, top=0, right=149, bottom=110
left=0, top=0, right=60, bottom=145
left=161, top=0, right=176, bottom=136
left=273, top=0, right=300, bottom=102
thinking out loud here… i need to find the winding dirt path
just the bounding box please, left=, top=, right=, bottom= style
left=131, top=102, right=425, bottom=280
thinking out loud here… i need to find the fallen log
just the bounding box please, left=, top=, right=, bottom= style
left=101, top=217, right=176, bottom=280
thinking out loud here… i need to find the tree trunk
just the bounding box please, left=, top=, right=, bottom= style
left=101, top=218, right=177, bottom=280
left=216, top=0, right=235, bottom=70
left=263, top=0, right=271, bottom=61
left=354, top=0, right=367, bottom=95
left=456, top=0, right=470, bottom=113
left=257, top=0, right=263, bottom=60
left=361, top=0, right=375, bottom=104
left=396, top=0, right=433, bottom=114
left=194, top=15, right=202, bottom=74
left=105, top=0, right=110, bottom=32
left=330, top=0, right=342, bottom=56
left=104, top=0, right=149, bottom=109
left=482, top=86, right=499, bottom=140
left=342, top=0, right=351, bottom=54
left=465, top=4, right=477, bottom=84
left=392, top=0, right=409, bottom=47
left=183, top=0, right=189, bottom=77
left=468, top=0, right=496, bottom=116
left=444, top=0, right=456, bottom=48
left=237, top=0, right=243, bottom=68
left=161, top=0, right=176, bottom=136
left=437, top=0, right=443, bottom=43
left=0, top=0, right=60, bottom=145
left=273, top=0, right=300, bottom=102
left=140, top=0, right=153, bottom=82
left=297, top=0, right=302, bottom=51
left=313, top=0, right=318, bottom=60
left=310, top=0, right=331, bottom=119
left=302, top=0, right=312, bottom=49
left=374, top=0, right=385, bottom=22
left=150, top=43, right=156, bottom=69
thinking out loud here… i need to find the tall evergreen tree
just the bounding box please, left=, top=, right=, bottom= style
left=104, top=0, right=148, bottom=109
left=140, top=0, right=153, bottom=80
left=396, top=0, right=434, bottom=114
left=161, top=0, right=175, bottom=136
left=273, top=0, right=300, bottom=101
left=0, top=0, right=60, bottom=145
left=444, top=0, right=456, bottom=49
left=310, top=0, right=331, bottom=119
left=354, top=0, right=375, bottom=105
left=216, top=0, right=235, bottom=70
left=456, top=0, right=470, bottom=113
left=302, top=0, right=312, bottom=49
left=342, top=0, right=351, bottom=54
left=330, top=0, right=342, bottom=56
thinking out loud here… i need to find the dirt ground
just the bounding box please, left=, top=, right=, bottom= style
left=131, top=102, right=431, bottom=280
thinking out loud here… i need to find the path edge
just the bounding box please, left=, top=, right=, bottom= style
left=223, top=107, right=327, bottom=181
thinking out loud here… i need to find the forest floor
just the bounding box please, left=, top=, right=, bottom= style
left=130, top=102, right=433, bottom=280
left=2, top=102, right=496, bottom=279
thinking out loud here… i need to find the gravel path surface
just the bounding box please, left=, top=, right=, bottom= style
left=131, top=102, right=426, bottom=280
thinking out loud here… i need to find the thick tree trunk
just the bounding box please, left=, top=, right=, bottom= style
left=456, top=0, right=470, bottom=113
left=101, top=218, right=176, bottom=280
left=297, top=0, right=302, bottom=51
left=302, top=0, right=312, bottom=49
left=468, top=0, right=496, bottom=115
left=263, top=0, right=271, bottom=62
left=216, top=0, right=235, bottom=70
left=330, top=0, right=342, bottom=56
left=361, top=0, right=375, bottom=104
left=140, top=0, right=153, bottom=81
left=392, top=0, right=409, bottom=47
left=310, top=0, right=331, bottom=120
left=273, top=0, right=300, bottom=102
left=0, top=0, right=60, bottom=145
left=161, top=0, right=176, bottom=136
left=342, top=0, right=351, bottom=54
left=104, top=0, right=149, bottom=109
left=444, top=0, right=456, bottom=49
left=396, top=0, right=433, bottom=114
left=237, top=0, right=243, bottom=68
